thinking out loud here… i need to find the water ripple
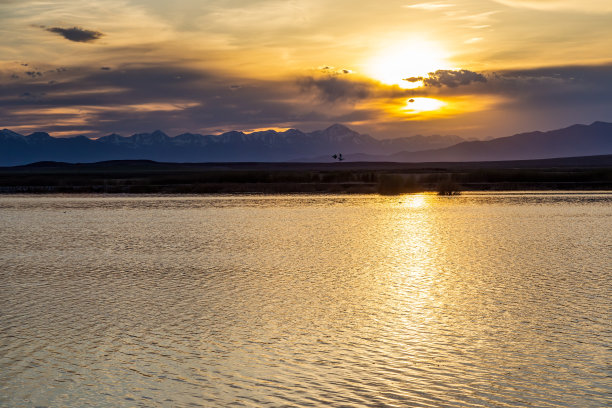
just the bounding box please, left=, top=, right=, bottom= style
left=1, top=193, right=610, bottom=407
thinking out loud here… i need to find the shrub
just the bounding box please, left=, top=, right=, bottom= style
left=437, top=179, right=461, bottom=195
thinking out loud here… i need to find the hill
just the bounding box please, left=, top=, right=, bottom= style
left=388, top=121, right=612, bottom=162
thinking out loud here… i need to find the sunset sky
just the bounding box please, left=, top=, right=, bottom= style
left=1, top=0, right=611, bottom=139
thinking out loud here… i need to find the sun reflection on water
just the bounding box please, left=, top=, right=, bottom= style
left=381, top=193, right=440, bottom=360
left=1, top=195, right=609, bottom=407
left=401, top=194, right=428, bottom=209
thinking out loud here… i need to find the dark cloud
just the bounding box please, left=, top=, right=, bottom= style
left=25, top=71, right=42, bottom=78
left=1, top=61, right=610, bottom=138
left=407, top=69, right=487, bottom=88
left=20, top=92, right=46, bottom=99
left=318, top=66, right=353, bottom=76
left=484, top=65, right=612, bottom=106
left=404, top=77, right=422, bottom=83
left=45, top=26, right=104, bottom=43
left=0, top=65, right=335, bottom=136
left=100, top=67, right=111, bottom=71
left=299, top=76, right=371, bottom=102
left=405, top=65, right=612, bottom=109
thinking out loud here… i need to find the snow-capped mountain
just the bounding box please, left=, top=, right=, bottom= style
left=1, top=123, right=464, bottom=165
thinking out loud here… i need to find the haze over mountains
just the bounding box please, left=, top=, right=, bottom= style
left=349, top=121, right=612, bottom=163
left=1, top=122, right=611, bottom=166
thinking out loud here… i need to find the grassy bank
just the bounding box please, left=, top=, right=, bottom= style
left=1, top=158, right=612, bottom=194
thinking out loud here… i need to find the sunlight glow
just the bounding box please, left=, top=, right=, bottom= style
left=365, top=40, right=450, bottom=88
left=403, top=97, right=446, bottom=113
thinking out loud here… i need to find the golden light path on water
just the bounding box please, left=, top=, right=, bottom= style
left=0, top=193, right=610, bottom=407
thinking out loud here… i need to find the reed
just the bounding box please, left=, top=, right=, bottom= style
left=436, top=179, right=461, bottom=195
left=377, top=174, right=423, bottom=195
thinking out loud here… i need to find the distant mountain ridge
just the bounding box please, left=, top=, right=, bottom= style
left=0, top=124, right=463, bottom=166
left=1, top=121, right=611, bottom=165
left=356, top=121, right=612, bottom=162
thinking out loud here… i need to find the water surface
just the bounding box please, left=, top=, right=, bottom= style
left=1, top=193, right=610, bottom=407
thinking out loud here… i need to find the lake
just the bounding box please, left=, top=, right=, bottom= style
left=0, top=193, right=610, bottom=407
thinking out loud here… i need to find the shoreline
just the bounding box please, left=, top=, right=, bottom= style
left=1, top=158, right=611, bottom=195
left=2, top=183, right=612, bottom=195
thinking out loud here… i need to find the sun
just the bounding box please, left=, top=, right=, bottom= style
left=365, top=40, right=450, bottom=89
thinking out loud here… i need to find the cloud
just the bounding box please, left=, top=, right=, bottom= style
left=404, top=76, right=423, bottom=83
left=491, top=0, right=612, bottom=13
left=484, top=65, right=612, bottom=102
left=416, top=64, right=612, bottom=110
left=202, top=0, right=314, bottom=32
left=318, top=66, right=354, bottom=75
left=20, top=91, right=46, bottom=99
left=406, top=69, right=487, bottom=88
left=45, top=26, right=104, bottom=43
left=403, top=2, right=454, bottom=10
left=1, top=60, right=611, bottom=140
left=0, top=64, right=325, bottom=136
left=298, top=76, right=371, bottom=102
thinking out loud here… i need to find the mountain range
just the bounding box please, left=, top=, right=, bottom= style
left=1, top=122, right=611, bottom=166
left=0, top=125, right=462, bottom=166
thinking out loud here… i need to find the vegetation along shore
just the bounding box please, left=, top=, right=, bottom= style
left=1, top=155, right=611, bottom=195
